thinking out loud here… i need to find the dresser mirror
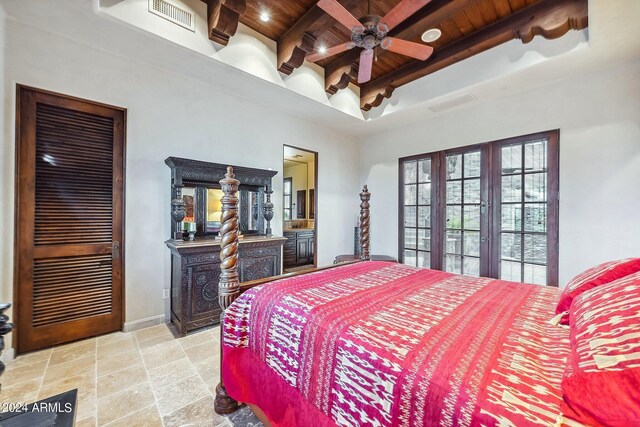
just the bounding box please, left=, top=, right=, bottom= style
left=166, top=157, right=278, bottom=239
left=203, top=187, right=261, bottom=235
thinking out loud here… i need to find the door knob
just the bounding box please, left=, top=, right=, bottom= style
left=112, top=241, right=120, bottom=259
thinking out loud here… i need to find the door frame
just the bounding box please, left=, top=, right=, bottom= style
left=14, top=84, right=127, bottom=353
left=283, top=144, right=318, bottom=268
left=397, top=130, right=560, bottom=286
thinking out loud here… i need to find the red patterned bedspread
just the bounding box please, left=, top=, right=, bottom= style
left=222, top=261, right=571, bottom=427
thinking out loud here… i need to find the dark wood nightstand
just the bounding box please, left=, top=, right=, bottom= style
left=334, top=254, right=398, bottom=264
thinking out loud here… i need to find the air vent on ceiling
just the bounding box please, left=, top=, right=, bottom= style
left=148, top=0, right=195, bottom=32
left=427, top=94, right=477, bottom=113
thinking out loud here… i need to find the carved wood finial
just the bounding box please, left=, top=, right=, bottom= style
left=263, top=186, right=274, bottom=237
left=170, top=186, right=186, bottom=240
left=215, top=166, right=240, bottom=415
left=359, top=185, right=371, bottom=261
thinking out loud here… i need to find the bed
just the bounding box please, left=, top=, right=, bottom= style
left=212, top=167, right=640, bottom=427
left=222, top=261, right=569, bottom=426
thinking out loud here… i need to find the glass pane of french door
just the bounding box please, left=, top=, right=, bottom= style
left=402, top=158, right=432, bottom=268
left=499, top=139, right=549, bottom=285
left=444, top=150, right=483, bottom=276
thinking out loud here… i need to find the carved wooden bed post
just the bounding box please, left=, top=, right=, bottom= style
left=360, top=185, right=371, bottom=261
left=214, top=167, right=241, bottom=415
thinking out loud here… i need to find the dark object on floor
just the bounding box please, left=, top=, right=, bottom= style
left=334, top=254, right=398, bottom=264
left=0, top=389, right=77, bottom=427
left=0, top=302, right=13, bottom=379
left=227, top=405, right=263, bottom=426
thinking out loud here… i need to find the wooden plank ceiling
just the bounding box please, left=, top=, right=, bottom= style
left=204, top=0, right=588, bottom=110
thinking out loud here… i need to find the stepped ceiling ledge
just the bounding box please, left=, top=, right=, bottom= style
left=3, top=0, right=638, bottom=136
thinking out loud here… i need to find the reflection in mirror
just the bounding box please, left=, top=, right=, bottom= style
left=207, top=188, right=261, bottom=235
left=206, top=189, right=224, bottom=234
left=249, top=191, right=258, bottom=231
left=239, top=189, right=261, bottom=233
left=182, top=188, right=196, bottom=222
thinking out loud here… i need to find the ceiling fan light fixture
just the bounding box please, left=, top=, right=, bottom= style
left=421, top=28, right=441, bottom=43
left=315, top=0, right=438, bottom=83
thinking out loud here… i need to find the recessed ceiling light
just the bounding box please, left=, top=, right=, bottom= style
left=421, top=28, right=441, bottom=43
left=260, top=12, right=270, bottom=22
left=318, top=45, right=327, bottom=54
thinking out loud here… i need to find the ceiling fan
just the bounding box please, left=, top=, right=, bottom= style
left=307, top=0, right=435, bottom=84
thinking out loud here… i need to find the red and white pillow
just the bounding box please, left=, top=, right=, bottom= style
left=554, top=258, right=640, bottom=325
left=560, top=272, right=640, bottom=426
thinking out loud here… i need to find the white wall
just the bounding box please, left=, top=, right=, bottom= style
left=99, top=0, right=365, bottom=121
left=0, top=12, right=361, bottom=348
left=360, top=60, right=640, bottom=286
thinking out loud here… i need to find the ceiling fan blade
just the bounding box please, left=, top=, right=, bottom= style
left=317, top=0, right=362, bottom=31
left=306, top=42, right=354, bottom=62
left=383, top=37, right=434, bottom=61
left=357, top=49, right=374, bottom=84
left=382, top=0, right=433, bottom=31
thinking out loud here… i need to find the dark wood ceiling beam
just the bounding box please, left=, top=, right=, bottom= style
left=360, top=0, right=588, bottom=110
left=205, top=0, right=247, bottom=45
left=388, top=0, right=473, bottom=41
left=277, top=6, right=324, bottom=75
left=324, top=50, right=360, bottom=93
left=277, top=0, right=360, bottom=75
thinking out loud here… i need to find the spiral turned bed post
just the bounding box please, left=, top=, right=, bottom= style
left=214, top=167, right=241, bottom=415
left=360, top=185, right=371, bottom=261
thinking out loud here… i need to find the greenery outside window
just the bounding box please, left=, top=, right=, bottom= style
left=399, top=131, right=559, bottom=286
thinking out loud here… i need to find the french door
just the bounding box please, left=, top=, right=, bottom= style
left=400, top=131, right=559, bottom=286
left=440, top=146, right=490, bottom=277
left=15, top=86, right=126, bottom=353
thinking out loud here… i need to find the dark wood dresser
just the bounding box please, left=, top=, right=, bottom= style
left=283, top=229, right=315, bottom=268
left=166, top=236, right=286, bottom=336
left=165, top=157, right=283, bottom=337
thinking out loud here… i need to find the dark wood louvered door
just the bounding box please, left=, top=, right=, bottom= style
left=15, top=86, right=126, bottom=354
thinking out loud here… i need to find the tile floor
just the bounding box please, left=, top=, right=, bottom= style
left=1, top=324, right=262, bottom=426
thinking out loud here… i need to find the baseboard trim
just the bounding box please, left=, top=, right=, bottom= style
left=123, top=314, right=166, bottom=333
